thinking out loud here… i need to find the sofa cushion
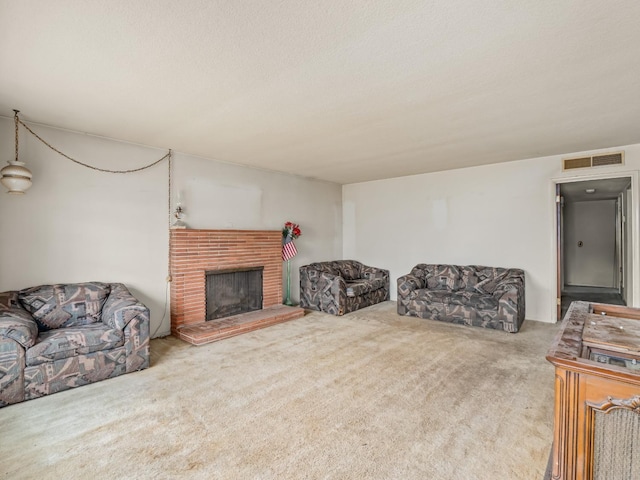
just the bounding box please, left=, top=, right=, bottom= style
left=412, top=289, right=453, bottom=304
left=414, top=290, right=498, bottom=310
left=410, top=264, right=429, bottom=281
left=312, top=263, right=339, bottom=276
left=448, top=291, right=498, bottom=310
left=459, top=267, right=479, bottom=291
left=474, top=270, right=507, bottom=295
left=426, top=265, right=461, bottom=291
left=335, top=261, right=363, bottom=281
left=345, top=278, right=386, bottom=297
left=0, top=291, right=21, bottom=310
left=19, top=283, right=111, bottom=331
left=475, top=278, right=499, bottom=294
left=26, top=323, right=124, bottom=366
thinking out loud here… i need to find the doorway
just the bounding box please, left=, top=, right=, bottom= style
left=556, top=176, right=632, bottom=320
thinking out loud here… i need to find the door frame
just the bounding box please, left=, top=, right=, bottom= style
left=616, top=191, right=624, bottom=295
left=551, top=170, right=639, bottom=321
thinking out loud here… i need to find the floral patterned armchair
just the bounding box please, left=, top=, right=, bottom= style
left=0, top=282, right=149, bottom=407
left=299, top=260, right=389, bottom=315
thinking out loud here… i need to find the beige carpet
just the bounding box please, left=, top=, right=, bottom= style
left=0, top=302, right=558, bottom=479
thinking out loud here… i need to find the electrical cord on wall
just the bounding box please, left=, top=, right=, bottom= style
left=150, top=280, right=170, bottom=339
left=152, top=151, right=174, bottom=339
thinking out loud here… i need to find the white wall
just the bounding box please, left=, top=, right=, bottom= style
left=172, top=152, right=343, bottom=303
left=0, top=117, right=342, bottom=337
left=343, top=143, right=640, bottom=323
left=563, top=200, right=616, bottom=288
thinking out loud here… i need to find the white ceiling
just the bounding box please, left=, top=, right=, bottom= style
left=1, top=1, right=640, bottom=185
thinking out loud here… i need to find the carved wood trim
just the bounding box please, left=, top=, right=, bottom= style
left=591, top=394, right=640, bottom=414
left=551, top=372, right=566, bottom=480
left=584, top=395, right=640, bottom=480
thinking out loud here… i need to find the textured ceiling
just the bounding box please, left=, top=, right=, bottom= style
left=1, top=1, right=640, bottom=184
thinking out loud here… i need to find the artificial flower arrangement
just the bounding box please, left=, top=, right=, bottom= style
left=282, top=221, right=302, bottom=239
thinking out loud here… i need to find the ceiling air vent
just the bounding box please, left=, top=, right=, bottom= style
left=563, top=157, right=591, bottom=170
left=562, top=151, right=624, bottom=171
left=592, top=152, right=624, bottom=167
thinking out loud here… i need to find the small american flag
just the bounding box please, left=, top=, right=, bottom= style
left=282, top=234, right=298, bottom=261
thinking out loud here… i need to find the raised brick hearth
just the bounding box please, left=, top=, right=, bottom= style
left=170, top=229, right=304, bottom=345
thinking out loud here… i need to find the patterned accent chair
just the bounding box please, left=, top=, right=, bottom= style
left=0, top=282, right=150, bottom=407
left=299, top=260, right=390, bottom=316
left=397, top=264, right=525, bottom=333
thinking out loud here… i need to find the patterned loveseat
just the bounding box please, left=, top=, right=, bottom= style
left=300, top=260, right=389, bottom=316
left=0, top=282, right=150, bottom=407
left=397, top=264, right=525, bottom=333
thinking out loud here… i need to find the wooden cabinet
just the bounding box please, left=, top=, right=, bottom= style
left=546, top=302, right=640, bottom=480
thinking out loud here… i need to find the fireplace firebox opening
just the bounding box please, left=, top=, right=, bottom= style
left=205, top=267, right=264, bottom=321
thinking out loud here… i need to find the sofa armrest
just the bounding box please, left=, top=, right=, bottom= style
left=361, top=266, right=390, bottom=300
left=0, top=309, right=38, bottom=349
left=330, top=275, right=347, bottom=294
left=299, top=266, right=347, bottom=314
left=101, top=283, right=150, bottom=331
left=396, top=274, right=423, bottom=316
left=493, top=271, right=525, bottom=332
left=123, top=315, right=150, bottom=372
left=397, top=274, right=424, bottom=299
left=300, top=266, right=343, bottom=291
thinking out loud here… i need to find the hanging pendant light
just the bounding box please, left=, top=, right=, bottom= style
left=1, top=110, right=33, bottom=194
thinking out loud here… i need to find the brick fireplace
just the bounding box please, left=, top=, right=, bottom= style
left=170, top=229, right=304, bottom=345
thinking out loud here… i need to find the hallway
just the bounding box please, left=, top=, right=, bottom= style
left=560, top=285, right=625, bottom=319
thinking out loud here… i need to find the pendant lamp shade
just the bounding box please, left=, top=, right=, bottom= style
left=0, top=161, right=33, bottom=194
left=1, top=109, right=33, bottom=194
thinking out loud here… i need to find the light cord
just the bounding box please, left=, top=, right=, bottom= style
left=14, top=110, right=19, bottom=163
left=16, top=113, right=170, bottom=173
left=12, top=111, right=175, bottom=338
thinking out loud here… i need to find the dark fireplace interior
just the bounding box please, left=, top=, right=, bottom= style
left=206, top=267, right=264, bottom=321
